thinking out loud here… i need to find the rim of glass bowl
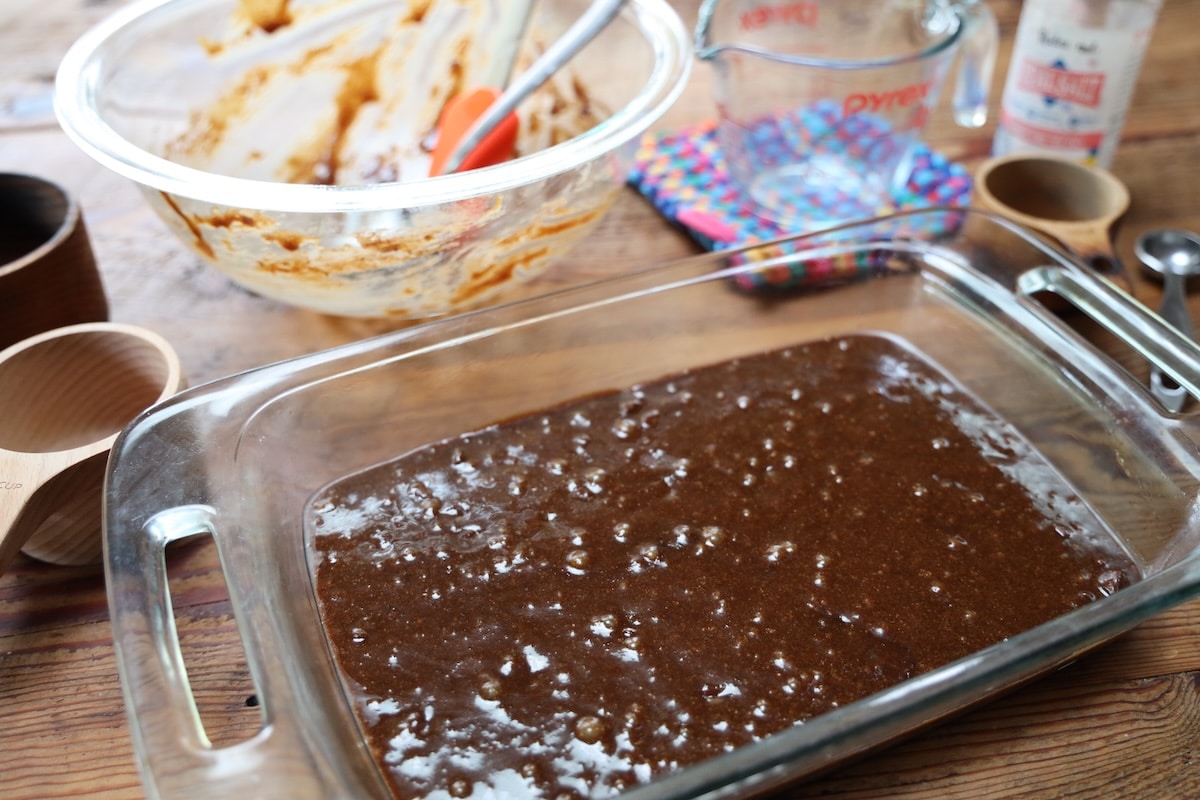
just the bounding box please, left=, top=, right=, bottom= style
left=54, top=0, right=691, bottom=214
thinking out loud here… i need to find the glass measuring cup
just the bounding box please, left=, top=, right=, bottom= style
left=696, top=0, right=996, bottom=231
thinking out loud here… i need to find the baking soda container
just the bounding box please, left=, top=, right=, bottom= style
left=992, top=0, right=1162, bottom=168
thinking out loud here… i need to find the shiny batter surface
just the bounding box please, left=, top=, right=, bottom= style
left=311, top=334, right=1134, bottom=800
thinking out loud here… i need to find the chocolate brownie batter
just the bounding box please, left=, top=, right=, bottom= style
left=311, top=334, right=1134, bottom=800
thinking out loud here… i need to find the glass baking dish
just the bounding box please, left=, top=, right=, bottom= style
left=105, top=209, right=1200, bottom=800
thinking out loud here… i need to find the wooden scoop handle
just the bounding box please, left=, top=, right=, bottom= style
left=1039, top=218, right=1132, bottom=295
left=0, top=465, right=45, bottom=574
left=0, top=447, right=107, bottom=575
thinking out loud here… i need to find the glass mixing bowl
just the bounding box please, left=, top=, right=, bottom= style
left=55, top=0, right=690, bottom=318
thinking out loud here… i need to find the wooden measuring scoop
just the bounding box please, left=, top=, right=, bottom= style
left=0, top=322, right=184, bottom=574
left=973, top=154, right=1133, bottom=294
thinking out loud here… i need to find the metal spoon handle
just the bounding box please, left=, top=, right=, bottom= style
left=1159, top=271, right=1195, bottom=339
left=439, top=0, right=630, bottom=175
left=1150, top=273, right=1194, bottom=412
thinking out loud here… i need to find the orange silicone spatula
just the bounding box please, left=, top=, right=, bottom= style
left=427, top=0, right=534, bottom=177
left=430, top=0, right=629, bottom=177
left=428, top=87, right=521, bottom=176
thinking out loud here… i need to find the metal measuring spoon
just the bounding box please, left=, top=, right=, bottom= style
left=1135, top=229, right=1200, bottom=412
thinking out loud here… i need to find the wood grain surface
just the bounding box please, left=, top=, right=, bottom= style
left=3, top=1, right=1200, bottom=798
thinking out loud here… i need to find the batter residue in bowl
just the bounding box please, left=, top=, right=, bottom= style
left=148, top=0, right=617, bottom=318
left=171, top=0, right=603, bottom=186
left=310, top=333, right=1135, bottom=799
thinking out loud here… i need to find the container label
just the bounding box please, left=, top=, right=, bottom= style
left=994, top=6, right=1155, bottom=167
left=997, top=108, right=1105, bottom=151
left=1016, top=61, right=1105, bottom=108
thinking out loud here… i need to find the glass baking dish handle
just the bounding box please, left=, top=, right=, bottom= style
left=1018, top=265, right=1200, bottom=407
left=109, top=504, right=379, bottom=800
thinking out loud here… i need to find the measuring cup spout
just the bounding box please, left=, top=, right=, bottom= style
left=694, top=0, right=777, bottom=62
left=693, top=0, right=721, bottom=61
left=951, top=0, right=998, bottom=128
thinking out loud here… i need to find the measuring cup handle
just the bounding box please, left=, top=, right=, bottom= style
left=1158, top=271, right=1195, bottom=338
left=952, top=0, right=998, bottom=128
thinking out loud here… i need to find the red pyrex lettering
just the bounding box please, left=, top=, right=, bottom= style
left=843, top=80, right=934, bottom=117
left=739, top=2, right=818, bottom=31
left=1016, top=60, right=1105, bottom=108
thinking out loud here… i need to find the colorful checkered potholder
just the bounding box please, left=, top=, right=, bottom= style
left=628, top=117, right=972, bottom=289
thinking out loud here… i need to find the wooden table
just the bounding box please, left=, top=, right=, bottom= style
left=4, top=1, right=1200, bottom=797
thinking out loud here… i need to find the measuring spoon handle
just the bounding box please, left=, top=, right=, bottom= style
left=1150, top=271, right=1196, bottom=412
left=1159, top=271, right=1195, bottom=339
